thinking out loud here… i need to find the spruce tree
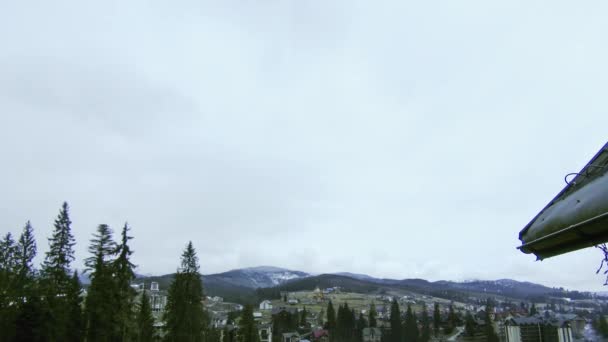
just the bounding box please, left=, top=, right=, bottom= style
left=84, top=224, right=119, bottom=342
left=443, top=304, right=456, bottom=335
left=356, top=312, right=368, bottom=342
left=164, top=241, right=208, bottom=342
left=326, top=300, right=337, bottom=339
left=404, top=305, right=419, bottom=342
left=368, top=303, right=377, bottom=328
left=41, top=202, right=77, bottom=341
left=432, top=303, right=440, bottom=337
left=335, top=303, right=354, bottom=342
left=239, top=304, right=260, bottom=342
left=529, top=303, right=537, bottom=316
left=16, top=221, right=36, bottom=279
left=0, top=233, right=18, bottom=342
left=464, top=312, right=475, bottom=337
left=136, top=288, right=155, bottom=342
left=389, top=299, right=402, bottom=342
left=14, top=287, right=46, bottom=342
left=598, top=315, right=608, bottom=338
left=0, top=233, right=17, bottom=269
left=349, top=308, right=357, bottom=342
left=42, top=202, right=76, bottom=284
left=14, top=222, right=46, bottom=342
left=113, top=223, right=137, bottom=340
left=300, top=306, right=308, bottom=326
left=318, top=308, right=325, bottom=327
left=484, top=308, right=499, bottom=342
left=420, top=305, right=431, bottom=342
left=207, top=327, right=222, bottom=342
left=222, top=326, right=235, bottom=342
left=66, top=271, right=84, bottom=342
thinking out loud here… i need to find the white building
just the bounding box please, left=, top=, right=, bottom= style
left=260, top=300, right=273, bottom=310
left=504, top=316, right=573, bottom=342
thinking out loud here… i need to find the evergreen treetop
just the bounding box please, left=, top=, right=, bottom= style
left=42, top=202, right=76, bottom=283
left=368, top=303, right=377, bottom=328
left=389, top=299, right=402, bottom=342
left=16, top=221, right=36, bottom=278
left=164, top=241, right=207, bottom=342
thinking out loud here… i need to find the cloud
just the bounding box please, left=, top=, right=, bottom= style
left=1, top=0, right=608, bottom=291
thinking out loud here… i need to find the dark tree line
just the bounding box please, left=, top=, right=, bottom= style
left=385, top=299, right=434, bottom=342
left=0, top=202, right=213, bottom=342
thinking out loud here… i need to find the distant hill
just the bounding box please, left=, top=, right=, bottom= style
left=333, top=272, right=378, bottom=281
left=135, top=266, right=583, bottom=305
left=257, top=274, right=561, bottom=303
left=136, top=266, right=309, bottom=304
left=210, top=266, right=309, bottom=289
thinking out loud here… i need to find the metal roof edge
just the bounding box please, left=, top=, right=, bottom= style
left=518, top=141, right=608, bottom=242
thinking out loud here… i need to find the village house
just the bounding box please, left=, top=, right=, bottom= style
left=148, top=282, right=167, bottom=313
left=555, top=314, right=586, bottom=339
left=259, top=300, right=273, bottom=310
left=504, top=316, right=573, bottom=342
left=258, top=323, right=272, bottom=342
left=311, top=329, right=329, bottom=342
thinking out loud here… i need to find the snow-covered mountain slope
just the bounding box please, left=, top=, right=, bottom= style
left=206, top=266, right=310, bottom=289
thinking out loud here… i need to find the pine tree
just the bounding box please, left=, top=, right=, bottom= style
left=432, top=303, right=440, bottom=337
left=404, top=305, right=419, bottom=342
left=369, top=303, right=377, bottom=328
left=136, top=288, right=155, bottom=342
left=84, top=224, right=119, bottom=342
left=113, top=223, right=137, bottom=341
left=239, top=304, right=260, bottom=342
left=389, top=299, right=402, bottom=342
left=420, top=305, right=431, bottom=342
left=41, top=202, right=77, bottom=341
left=164, top=241, right=208, bottom=342
left=529, top=303, right=537, bottom=316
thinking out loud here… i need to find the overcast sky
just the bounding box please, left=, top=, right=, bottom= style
left=1, top=1, right=608, bottom=291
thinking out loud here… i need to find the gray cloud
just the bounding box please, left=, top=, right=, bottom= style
left=1, top=0, right=608, bottom=290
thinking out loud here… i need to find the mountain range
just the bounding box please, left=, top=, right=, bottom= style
left=131, top=266, right=587, bottom=305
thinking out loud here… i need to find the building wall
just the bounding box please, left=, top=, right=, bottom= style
left=557, top=327, right=572, bottom=342
left=259, top=327, right=271, bottom=342
left=505, top=326, right=521, bottom=342
left=150, top=293, right=167, bottom=313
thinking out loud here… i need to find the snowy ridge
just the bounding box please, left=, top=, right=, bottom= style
left=209, top=266, right=310, bottom=289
